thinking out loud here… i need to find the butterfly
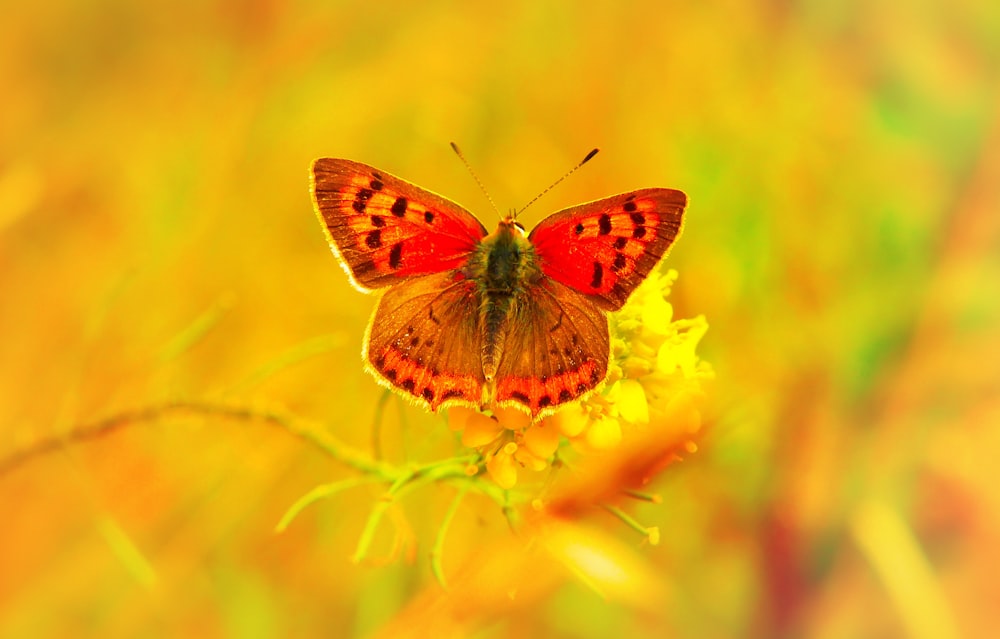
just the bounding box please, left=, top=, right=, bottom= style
left=310, top=155, right=686, bottom=419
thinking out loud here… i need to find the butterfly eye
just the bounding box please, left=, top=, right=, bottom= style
left=513, top=221, right=526, bottom=234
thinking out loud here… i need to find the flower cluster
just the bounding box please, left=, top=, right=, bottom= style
left=448, top=269, right=712, bottom=489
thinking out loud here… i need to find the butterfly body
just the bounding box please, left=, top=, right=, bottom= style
left=466, top=218, right=541, bottom=382
left=311, top=157, right=686, bottom=419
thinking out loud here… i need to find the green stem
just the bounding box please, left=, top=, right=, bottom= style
left=602, top=504, right=655, bottom=542
left=430, top=487, right=468, bottom=589
left=352, top=472, right=416, bottom=563
left=0, top=400, right=399, bottom=480
left=276, top=476, right=382, bottom=532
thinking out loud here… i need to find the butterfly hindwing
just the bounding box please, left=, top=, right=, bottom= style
left=493, top=278, right=610, bottom=417
left=311, top=158, right=488, bottom=291
left=528, top=188, right=686, bottom=310
left=366, top=271, right=485, bottom=411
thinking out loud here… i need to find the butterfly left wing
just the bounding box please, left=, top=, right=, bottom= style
left=311, top=158, right=488, bottom=291
left=366, top=271, right=486, bottom=411
left=528, top=189, right=686, bottom=310
left=492, top=278, right=610, bottom=417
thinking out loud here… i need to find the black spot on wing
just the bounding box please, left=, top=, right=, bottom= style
left=389, top=243, right=403, bottom=269
left=509, top=391, right=530, bottom=404
left=391, top=197, right=407, bottom=217
left=598, top=214, right=612, bottom=235
left=590, top=261, right=604, bottom=288
left=352, top=188, right=374, bottom=213
left=612, top=252, right=626, bottom=273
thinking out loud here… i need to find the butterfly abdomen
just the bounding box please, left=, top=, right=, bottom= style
left=469, top=220, right=541, bottom=381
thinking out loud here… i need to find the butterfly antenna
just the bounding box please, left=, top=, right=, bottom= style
left=450, top=142, right=502, bottom=219
left=515, top=148, right=600, bottom=218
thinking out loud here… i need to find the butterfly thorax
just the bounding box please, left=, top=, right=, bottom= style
left=465, top=218, right=541, bottom=381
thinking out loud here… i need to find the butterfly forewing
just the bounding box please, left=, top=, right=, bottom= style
left=366, top=271, right=485, bottom=411
left=528, top=188, right=686, bottom=310
left=311, top=158, right=488, bottom=291
left=493, top=279, right=610, bottom=417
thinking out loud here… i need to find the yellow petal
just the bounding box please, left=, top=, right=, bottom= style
left=616, top=379, right=650, bottom=424
left=461, top=412, right=504, bottom=448
left=514, top=447, right=549, bottom=472
left=551, top=403, right=589, bottom=438
left=620, top=355, right=654, bottom=378
left=447, top=406, right=476, bottom=432
left=640, top=293, right=674, bottom=335
left=486, top=445, right=518, bottom=489
left=522, top=421, right=561, bottom=458
left=494, top=405, right=531, bottom=431
left=657, top=317, right=709, bottom=377
left=583, top=415, right=622, bottom=451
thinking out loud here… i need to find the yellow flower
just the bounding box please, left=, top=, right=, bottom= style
left=454, top=411, right=504, bottom=448
left=485, top=441, right=519, bottom=489
left=447, top=269, right=712, bottom=488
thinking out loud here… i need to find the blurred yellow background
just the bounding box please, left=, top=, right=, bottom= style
left=2, top=1, right=998, bottom=637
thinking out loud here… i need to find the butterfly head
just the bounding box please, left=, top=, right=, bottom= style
left=500, top=214, right=527, bottom=237
left=465, top=215, right=540, bottom=295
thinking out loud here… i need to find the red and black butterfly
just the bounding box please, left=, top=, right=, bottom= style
left=310, top=156, right=686, bottom=418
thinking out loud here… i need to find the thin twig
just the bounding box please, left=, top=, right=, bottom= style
left=0, top=400, right=396, bottom=479
left=430, top=486, right=468, bottom=589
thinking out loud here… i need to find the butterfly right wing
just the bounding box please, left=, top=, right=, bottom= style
left=529, top=189, right=686, bottom=310
left=311, top=158, right=488, bottom=292
left=365, top=271, right=486, bottom=411
left=492, top=278, right=610, bottom=418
